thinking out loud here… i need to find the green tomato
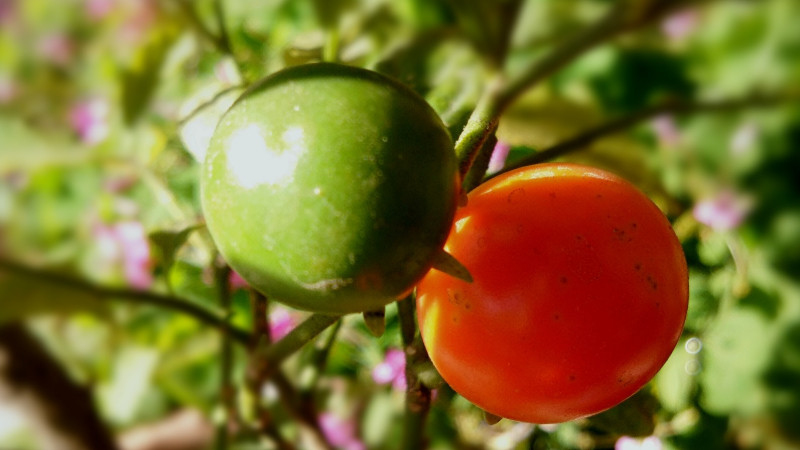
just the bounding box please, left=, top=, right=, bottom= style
left=201, top=63, right=459, bottom=313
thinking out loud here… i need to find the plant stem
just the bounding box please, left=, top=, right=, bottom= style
left=453, top=0, right=711, bottom=181
left=397, top=295, right=432, bottom=450
left=497, top=91, right=800, bottom=175
left=463, top=133, right=498, bottom=193
left=264, top=313, right=341, bottom=369
left=214, top=260, right=234, bottom=450
left=0, top=258, right=252, bottom=344
left=177, top=84, right=246, bottom=127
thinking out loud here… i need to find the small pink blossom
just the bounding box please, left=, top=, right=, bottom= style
left=0, top=0, right=17, bottom=27
left=228, top=270, right=249, bottom=291
left=37, top=33, right=76, bottom=67
left=118, top=0, right=158, bottom=45
left=93, top=221, right=153, bottom=289
left=319, top=412, right=365, bottom=450
left=0, top=74, right=16, bottom=104
left=85, top=0, right=115, bottom=21
left=661, top=9, right=699, bottom=41
left=487, top=141, right=511, bottom=174
left=651, top=114, right=681, bottom=148
left=70, top=97, right=110, bottom=145
left=693, top=191, right=752, bottom=231
left=372, top=348, right=406, bottom=391
left=269, top=307, right=296, bottom=341
left=616, top=436, right=663, bottom=450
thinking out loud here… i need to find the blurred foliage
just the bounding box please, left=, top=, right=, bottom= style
left=1, top=0, right=800, bottom=449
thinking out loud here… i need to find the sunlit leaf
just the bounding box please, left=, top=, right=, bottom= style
left=120, top=26, right=180, bottom=125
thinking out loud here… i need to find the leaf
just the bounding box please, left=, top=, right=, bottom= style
left=363, top=307, right=386, bottom=337
left=430, top=249, right=473, bottom=283
left=362, top=391, right=399, bottom=447
left=148, top=223, right=204, bottom=274
left=442, top=0, right=522, bottom=64
left=98, top=346, right=161, bottom=425
left=120, top=26, right=179, bottom=125
left=0, top=268, right=105, bottom=324
left=699, top=305, right=775, bottom=415
left=585, top=389, right=658, bottom=437
left=0, top=118, right=89, bottom=173
left=654, top=338, right=698, bottom=413
left=178, top=85, right=243, bottom=162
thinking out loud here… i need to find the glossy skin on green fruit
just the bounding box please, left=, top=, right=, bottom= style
left=202, top=63, right=459, bottom=313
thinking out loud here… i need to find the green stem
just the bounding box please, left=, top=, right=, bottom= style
left=0, top=258, right=252, bottom=344
left=454, top=74, right=504, bottom=180
left=322, top=27, right=340, bottom=63
left=214, top=260, right=234, bottom=450
left=462, top=133, right=498, bottom=192
left=264, top=313, right=341, bottom=368
left=453, top=0, right=710, bottom=180
left=397, top=295, right=432, bottom=450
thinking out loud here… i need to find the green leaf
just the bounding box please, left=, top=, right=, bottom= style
left=699, top=306, right=775, bottom=415
left=654, top=338, right=699, bottom=413
left=120, top=26, right=179, bottom=125
left=430, top=248, right=473, bottom=283
left=98, top=346, right=161, bottom=426
left=363, top=307, right=386, bottom=337
left=362, top=391, right=400, bottom=447
left=0, top=268, right=105, bottom=324
left=178, top=86, right=243, bottom=162
left=586, top=389, right=658, bottom=437
left=0, top=118, right=89, bottom=173
left=443, top=0, right=522, bottom=64
left=148, top=224, right=204, bottom=274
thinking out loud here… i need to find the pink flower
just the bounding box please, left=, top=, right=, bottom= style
left=37, top=33, right=76, bottom=67
left=319, top=412, right=365, bottom=450
left=651, top=115, right=680, bottom=148
left=269, top=307, right=296, bottom=341
left=70, top=98, right=110, bottom=145
left=118, top=0, right=158, bottom=45
left=616, top=436, right=663, bottom=450
left=487, top=141, right=511, bottom=174
left=0, top=74, right=16, bottom=104
left=661, top=9, right=699, bottom=41
left=228, top=270, right=249, bottom=291
left=372, top=348, right=406, bottom=391
left=85, top=0, right=115, bottom=21
left=693, top=190, right=752, bottom=231
left=0, top=0, right=17, bottom=27
left=93, top=221, right=153, bottom=289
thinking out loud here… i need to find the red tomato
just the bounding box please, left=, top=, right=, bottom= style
left=416, top=163, right=688, bottom=424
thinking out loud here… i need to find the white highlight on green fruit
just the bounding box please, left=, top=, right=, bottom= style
left=226, top=124, right=305, bottom=188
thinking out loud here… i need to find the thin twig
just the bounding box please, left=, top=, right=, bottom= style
left=397, top=295, right=432, bottom=450
left=177, top=84, right=245, bottom=127
left=212, top=0, right=233, bottom=54
left=264, top=314, right=341, bottom=368
left=0, top=258, right=252, bottom=344
left=454, top=0, right=713, bottom=183
left=497, top=91, right=800, bottom=175
left=214, top=260, right=234, bottom=450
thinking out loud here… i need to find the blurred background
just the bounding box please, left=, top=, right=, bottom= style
left=1, top=0, right=799, bottom=449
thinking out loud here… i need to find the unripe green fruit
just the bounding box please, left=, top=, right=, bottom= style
left=201, top=63, right=459, bottom=313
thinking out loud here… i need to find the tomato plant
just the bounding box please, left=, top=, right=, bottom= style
left=202, top=63, right=459, bottom=313
left=416, top=163, right=689, bottom=424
